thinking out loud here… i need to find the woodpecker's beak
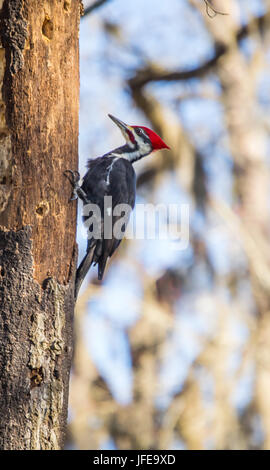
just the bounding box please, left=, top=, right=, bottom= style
left=108, top=114, right=133, bottom=142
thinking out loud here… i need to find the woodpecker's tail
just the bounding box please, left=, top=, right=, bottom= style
left=74, top=246, right=95, bottom=300
left=98, top=256, right=108, bottom=281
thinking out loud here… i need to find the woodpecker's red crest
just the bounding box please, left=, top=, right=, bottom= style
left=108, top=114, right=170, bottom=161
left=132, top=126, right=170, bottom=151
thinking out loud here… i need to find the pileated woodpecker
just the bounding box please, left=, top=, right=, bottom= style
left=65, top=114, right=170, bottom=299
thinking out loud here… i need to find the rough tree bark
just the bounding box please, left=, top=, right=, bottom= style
left=0, top=0, right=80, bottom=449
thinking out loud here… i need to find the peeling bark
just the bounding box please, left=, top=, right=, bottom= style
left=0, top=0, right=80, bottom=449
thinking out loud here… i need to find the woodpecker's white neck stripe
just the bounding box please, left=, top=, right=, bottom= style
left=122, top=149, right=151, bottom=163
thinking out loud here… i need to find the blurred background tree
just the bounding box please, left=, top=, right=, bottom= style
left=67, top=0, right=270, bottom=450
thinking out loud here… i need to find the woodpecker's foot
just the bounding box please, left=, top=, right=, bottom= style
left=64, top=169, right=89, bottom=204
left=64, top=170, right=81, bottom=201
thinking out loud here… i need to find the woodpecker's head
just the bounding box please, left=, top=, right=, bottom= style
left=108, top=114, right=170, bottom=163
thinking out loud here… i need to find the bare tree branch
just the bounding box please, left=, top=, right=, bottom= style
left=128, top=46, right=226, bottom=89
left=82, top=0, right=112, bottom=17
left=83, top=0, right=226, bottom=19
left=128, top=13, right=268, bottom=89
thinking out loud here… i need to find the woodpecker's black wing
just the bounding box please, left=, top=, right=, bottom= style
left=76, top=156, right=136, bottom=293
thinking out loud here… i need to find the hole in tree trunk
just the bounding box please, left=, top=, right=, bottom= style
left=42, top=17, right=54, bottom=40
left=30, top=367, right=44, bottom=388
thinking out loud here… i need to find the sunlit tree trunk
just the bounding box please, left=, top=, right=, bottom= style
left=0, top=0, right=80, bottom=449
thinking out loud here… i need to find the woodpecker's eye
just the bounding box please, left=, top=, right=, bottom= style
left=135, top=127, right=147, bottom=141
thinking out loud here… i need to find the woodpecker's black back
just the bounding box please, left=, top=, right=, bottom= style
left=77, top=154, right=136, bottom=288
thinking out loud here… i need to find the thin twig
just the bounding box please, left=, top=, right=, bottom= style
left=203, top=0, right=228, bottom=18
left=83, top=0, right=112, bottom=17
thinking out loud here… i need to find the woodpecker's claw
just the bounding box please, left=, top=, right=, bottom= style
left=64, top=170, right=81, bottom=201
left=64, top=169, right=80, bottom=185
left=64, top=169, right=89, bottom=204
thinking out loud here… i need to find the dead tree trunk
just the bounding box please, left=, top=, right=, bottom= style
left=0, top=0, right=80, bottom=449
